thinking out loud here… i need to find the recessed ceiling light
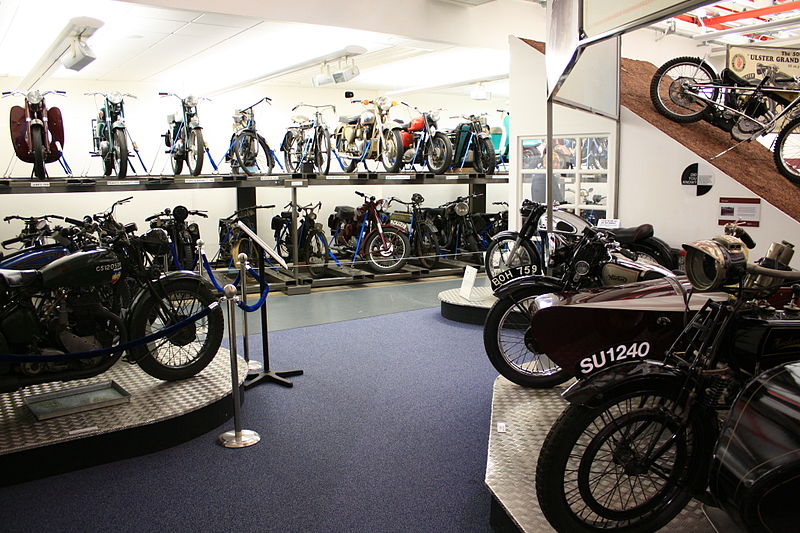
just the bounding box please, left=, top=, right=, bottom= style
left=127, top=34, right=143, bottom=39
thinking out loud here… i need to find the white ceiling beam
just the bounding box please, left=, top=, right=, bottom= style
left=692, top=14, right=800, bottom=40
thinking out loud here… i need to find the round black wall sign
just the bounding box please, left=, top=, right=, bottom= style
left=681, top=162, right=713, bottom=196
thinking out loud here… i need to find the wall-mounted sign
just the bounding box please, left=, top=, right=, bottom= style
left=681, top=162, right=714, bottom=196
left=727, top=45, right=800, bottom=82
left=719, top=197, right=761, bottom=227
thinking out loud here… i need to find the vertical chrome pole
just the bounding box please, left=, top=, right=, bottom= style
left=238, top=252, right=261, bottom=371
left=218, top=284, right=260, bottom=448
left=196, top=239, right=205, bottom=278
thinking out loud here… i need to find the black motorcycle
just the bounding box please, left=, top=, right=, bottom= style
left=145, top=205, right=207, bottom=271
left=86, top=91, right=136, bottom=178
left=0, top=197, right=224, bottom=393
left=535, top=231, right=800, bottom=532
left=160, top=92, right=207, bottom=176
left=435, top=194, right=484, bottom=261
left=386, top=194, right=440, bottom=269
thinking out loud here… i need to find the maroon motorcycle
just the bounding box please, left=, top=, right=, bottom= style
left=3, top=89, right=66, bottom=179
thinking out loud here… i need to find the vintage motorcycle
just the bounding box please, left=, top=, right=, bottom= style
left=145, top=205, right=206, bottom=271
left=650, top=56, right=800, bottom=183
left=535, top=231, right=800, bottom=533
left=396, top=102, right=452, bottom=175
left=224, top=97, right=276, bottom=176
left=448, top=113, right=496, bottom=174
left=0, top=215, right=78, bottom=269
left=271, top=202, right=331, bottom=278
left=333, top=97, right=404, bottom=173
left=483, top=223, right=675, bottom=387
left=0, top=197, right=224, bottom=393
left=160, top=92, right=207, bottom=176
left=3, top=90, right=66, bottom=179
left=87, top=91, right=137, bottom=178
left=328, top=191, right=410, bottom=273
left=385, top=194, right=440, bottom=269
left=281, top=103, right=334, bottom=175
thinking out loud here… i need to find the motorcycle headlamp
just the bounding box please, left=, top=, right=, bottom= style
left=26, top=90, right=42, bottom=105
left=185, top=95, right=198, bottom=107
left=429, top=110, right=440, bottom=122
left=683, top=235, right=748, bottom=291
left=308, top=212, right=317, bottom=220
left=454, top=201, right=469, bottom=217
left=292, top=114, right=310, bottom=125
left=173, top=205, right=189, bottom=222
left=377, top=96, right=391, bottom=112
left=108, top=92, right=123, bottom=105
left=411, top=193, right=424, bottom=205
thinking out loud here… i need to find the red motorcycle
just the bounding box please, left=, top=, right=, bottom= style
left=327, top=191, right=410, bottom=274
left=3, top=89, right=66, bottom=179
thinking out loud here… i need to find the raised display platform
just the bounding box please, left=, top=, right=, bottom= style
left=438, top=286, right=497, bottom=324
left=0, top=348, right=245, bottom=486
left=486, top=377, right=716, bottom=532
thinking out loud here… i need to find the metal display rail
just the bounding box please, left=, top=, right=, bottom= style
left=0, top=170, right=508, bottom=293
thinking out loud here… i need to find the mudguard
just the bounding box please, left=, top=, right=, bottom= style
left=562, top=359, right=687, bottom=409
left=47, top=107, right=64, bottom=162
left=126, top=271, right=216, bottom=330
left=420, top=219, right=438, bottom=233
left=280, top=130, right=294, bottom=152
left=9, top=105, right=31, bottom=162
left=493, top=274, right=563, bottom=299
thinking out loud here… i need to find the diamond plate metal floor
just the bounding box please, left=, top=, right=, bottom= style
left=486, top=376, right=716, bottom=533
left=0, top=347, right=244, bottom=457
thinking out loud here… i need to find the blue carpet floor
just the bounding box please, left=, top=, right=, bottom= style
left=0, top=308, right=499, bottom=533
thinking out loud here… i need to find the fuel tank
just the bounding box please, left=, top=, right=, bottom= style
left=710, top=360, right=800, bottom=533
left=0, top=245, right=70, bottom=269
left=40, top=249, right=122, bottom=289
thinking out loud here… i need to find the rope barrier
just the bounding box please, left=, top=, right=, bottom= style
left=201, top=253, right=240, bottom=291
left=236, top=267, right=269, bottom=312
left=0, top=302, right=218, bottom=363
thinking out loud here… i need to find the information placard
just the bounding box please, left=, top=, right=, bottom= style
left=718, top=197, right=761, bottom=227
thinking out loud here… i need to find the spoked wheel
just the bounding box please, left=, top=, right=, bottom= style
left=650, top=56, right=718, bottom=123
left=363, top=227, right=410, bottom=273
left=483, top=287, right=569, bottom=387
left=234, top=131, right=274, bottom=176
left=129, top=279, right=224, bottom=381
left=474, top=137, right=496, bottom=174
left=536, top=388, right=709, bottom=532
left=186, top=128, right=204, bottom=176
left=30, top=125, right=46, bottom=179
left=284, top=130, right=303, bottom=173
left=415, top=224, right=440, bottom=269
left=774, top=115, right=800, bottom=186
left=303, top=229, right=330, bottom=278
left=380, top=129, right=403, bottom=172
left=484, top=235, right=539, bottom=280
left=315, top=128, right=331, bottom=175
left=113, top=128, right=128, bottom=178
left=170, top=134, right=184, bottom=175
left=426, top=132, right=453, bottom=175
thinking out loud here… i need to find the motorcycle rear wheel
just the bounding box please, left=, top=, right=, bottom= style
left=650, top=56, right=717, bottom=123
left=774, top=115, right=800, bottom=186
left=536, top=387, right=708, bottom=532
left=483, top=287, right=569, bottom=388
left=129, top=279, right=223, bottom=381
left=30, top=125, right=46, bottom=179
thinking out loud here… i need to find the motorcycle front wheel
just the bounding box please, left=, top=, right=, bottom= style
left=129, top=278, right=224, bottom=381
left=415, top=224, right=440, bottom=269
left=474, top=137, right=496, bottom=175
left=483, top=287, right=569, bottom=388
left=774, top=115, right=800, bottom=186
left=283, top=130, right=303, bottom=173
left=380, top=129, right=403, bottom=173
left=30, top=125, right=46, bottom=179
left=650, top=56, right=717, bottom=123
left=363, top=227, right=409, bottom=273
left=536, top=387, right=709, bottom=533
left=113, top=128, right=128, bottom=178
left=303, top=229, right=330, bottom=278
left=315, top=128, right=332, bottom=175
left=186, top=128, right=204, bottom=176
left=234, top=131, right=274, bottom=176
left=484, top=235, right=540, bottom=281
left=427, top=132, right=453, bottom=175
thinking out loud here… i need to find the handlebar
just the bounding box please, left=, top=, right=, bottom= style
left=63, top=216, right=85, bottom=226
left=240, top=97, right=272, bottom=112
left=746, top=263, right=800, bottom=281
left=1, top=236, right=24, bottom=248
left=292, top=103, right=336, bottom=112
left=223, top=204, right=275, bottom=220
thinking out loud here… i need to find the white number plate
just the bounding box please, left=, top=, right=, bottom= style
left=577, top=342, right=651, bottom=376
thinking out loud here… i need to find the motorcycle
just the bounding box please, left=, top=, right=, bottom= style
left=434, top=193, right=486, bottom=261
left=448, top=114, right=496, bottom=175
left=650, top=56, right=800, bottom=183
left=385, top=194, right=441, bottom=269
left=86, top=91, right=137, bottom=178
left=328, top=191, right=410, bottom=273
left=333, top=97, right=404, bottom=173
left=396, top=102, right=453, bottom=175
left=271, top=202, right=331, bottom=278
left=535, top=229, right=800, bottom=533
left=484, top=200, right=677, bottom=283
left=160, top=92, right=207, bottom=176
left=224, top=97, right=276, bottom=176
left=483, top=223, right=675, bottom=387
left=281, top=103, right=334, bottom=175
left=0, top=196, right=224, bottom=393
left=145, top=205, right=207, bottom=271
left=0, top=215, right=82, bottom=269
left=3, top=89, right=66, bottom=179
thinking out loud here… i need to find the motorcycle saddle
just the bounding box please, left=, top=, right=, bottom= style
left=0, top=268, right=39, bottom=289
left=335, top=206, right=356, bottom=218
left=339, top=115, right=360, bottom=125
left=721, top=68, right=751, bottom=86
left=609, top=224, right=654, bottom=244
left=280, top=211, right=292, bottom=219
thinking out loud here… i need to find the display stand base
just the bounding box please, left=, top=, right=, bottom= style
left=218, top=429, right=260, bottom=448
left=438, top=287, right=496, bottom=324
left=244, top=369, right=303, bottom=389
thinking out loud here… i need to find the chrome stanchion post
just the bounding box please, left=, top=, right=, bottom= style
left=218, top=284, right=260, bottom=448
left=196, top=239, right=205, bottom=278
left=238, top=252, right=262, bottom=372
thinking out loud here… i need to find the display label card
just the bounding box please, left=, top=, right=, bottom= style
left=597, top=218, right=621, bottom=229
left=460, top=266, right=478, bottom=301
left=108, top=180, right=139, bottom=186
left=185, top=177, right=214, bottom=184
left=718, top=197, right=761, bottom=227
left=30, top=182, right=50, bottom=187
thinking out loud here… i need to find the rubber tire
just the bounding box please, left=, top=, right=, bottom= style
left=316, top=128, right=331, bottom=175
left=774, top=115, right=800, bottom=186
left=483, top=287, right=570, bottom=388
left=283, top=131, right=302, bottom=173
left=363, top=227, right=410, bottom=273
left=129, top=278, right=224, bottom=381
left=650, top=56, right=718, bottom=124
left=171, top=146, right=184, bottom=175
left=113, top=128, right=128, bottom=178
left=426, top=132, right=453, bottom=175
left=186, top=129, right=204, bottom=176
left=234, top=131, right=273, bottom=176
left=303, top=229, right=330, bottom=278
left=536, top=386, right=709, bottom=532
left=484, top=235, right=540, bottom=281
left=473, top=137, right=496, bottom=175
left=463, top=233, right=480, bottom=262
left=415, top=225, right=440, bottom=269
left=30, top=125, right=46, bottom=179
left=381, top=129, right=403, bottom=173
